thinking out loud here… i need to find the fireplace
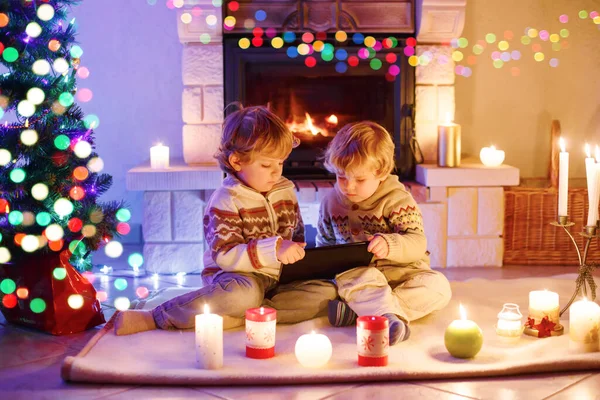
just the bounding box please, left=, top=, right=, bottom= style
left=224, top=38, right=416, bottom=179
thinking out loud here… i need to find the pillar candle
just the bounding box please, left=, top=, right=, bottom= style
left=479, top=145, right=505, bottom=167
left=295, top=331, right=333, bottom=368
left=245, top=306, right=277, bottom=359
left=357, top=316, right=389, bottom=366
left=587, top=145, right=600, bottom=227
left=150, top=143, right=169, bottom=169
left=437, top=114, right=461, bottom=168
left=558, top=137, right=569, bottom=218
left=584, top=144, right=595, bottom=223
left=569, top=298, right=600, bottom=352
left=195, top=304, right=223, bottom=369
left=529, top=290, right=560, bottom=325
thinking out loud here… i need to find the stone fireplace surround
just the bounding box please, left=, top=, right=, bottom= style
left=127, top=0, right=521, bottom=274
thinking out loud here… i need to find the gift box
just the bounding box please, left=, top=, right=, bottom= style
left=0, top=250, right=105, bottom=335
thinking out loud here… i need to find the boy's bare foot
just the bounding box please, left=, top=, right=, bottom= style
left=114, top=310, right=157, bottom=336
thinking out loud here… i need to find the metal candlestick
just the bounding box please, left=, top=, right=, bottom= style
left=551, top=216, right=598, bottom=316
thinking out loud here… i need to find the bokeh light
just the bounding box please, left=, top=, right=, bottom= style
left=54, top=198, right=74, bottom=217
left=53, top=267, right=67, bottom=280
left=74, top=141, right=92, bottom=158
left=114, top=278, right=128, bottom=291
left=21, top=235, right=40, bottom=252
left=105, top=241, right=124, bottom=258
left=31, top=183, right=49, bottom=201
left=32, top=59, right=51, bottom=75
left=0, top=248, right=10, bottom=263
left=45, top=224, right=65, bottom=241
left=26, top=22, right=42, bottom=38
left=53, top=58, right=69, bottom=74
left=68, top=294, right=84, bottom=309
left=0, top=278, right=16, bottom=294
left=37, top=4, right=55, bottom=21
left=30, top=298, right=46, bottom=313
left=20, top=129, right=38, bottom=146
left=114, top=297, right=131, bottom=311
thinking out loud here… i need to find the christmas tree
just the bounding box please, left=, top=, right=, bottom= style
left=0, top=0, right=125, bottom=272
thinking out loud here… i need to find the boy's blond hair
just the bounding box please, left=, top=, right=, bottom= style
left=215, top=105, right=295, bottom=174
left=323, top=121, right=395, bottom=178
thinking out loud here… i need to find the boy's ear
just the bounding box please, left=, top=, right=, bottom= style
left=228, top=154, right=242, bottom=171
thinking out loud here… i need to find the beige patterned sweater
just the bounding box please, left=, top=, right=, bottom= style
left=317, top=175, right=429, bottom=269
left=201, top=175, right=304, bottom=281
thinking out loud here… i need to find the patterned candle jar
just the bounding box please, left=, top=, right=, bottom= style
left=357, top=315, right=389, bottom=366
left=245, top=307, right=277, bottom=359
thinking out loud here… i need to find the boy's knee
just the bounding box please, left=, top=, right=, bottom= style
left=428, top=272, right=452, bottom=308
left=214, top=274, right=264, bottom=313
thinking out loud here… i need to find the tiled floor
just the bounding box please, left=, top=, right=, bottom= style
left=1, top=253, right=600, bottom=399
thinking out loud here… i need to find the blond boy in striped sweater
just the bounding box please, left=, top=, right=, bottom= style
left=318, top=121, right=452, bottom=345
left=115, top=106, right=336, bottom=335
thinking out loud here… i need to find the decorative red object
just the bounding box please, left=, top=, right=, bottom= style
left=0, top=250, right=105, bottom=335
left=245, top=307, right=277, bottom=359
left=357, top=316, right=389, bottom=366
left=526, top=315, right=556, bottom=338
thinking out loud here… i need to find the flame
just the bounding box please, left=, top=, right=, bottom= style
left=585, top=143, right=591, bottom=158
left=203, top=304, right=210, bottom=314
left=459, top=303, right=467, bottom=320
left=559, top=137, right=566, bottom=153
left=325, top=114, right=338, bottom=126
left=445, top=112, right=452, bottom=125
left=490, top=145, right=496, bottom=151
left=259, top=306, right=264, bottom=315
left=305, top=112, right=319, bottom=136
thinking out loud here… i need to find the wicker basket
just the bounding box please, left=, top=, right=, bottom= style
left=504, top=181, right=600, bottom=266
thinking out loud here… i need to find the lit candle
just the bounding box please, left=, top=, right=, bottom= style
left=357, top=315, right=389, bottom=366
left=437, top=112, right=461, bottom=168
left=496, top=303, right=523, bottom=342
left=587, top=145, right=600, bottom=227
left=479, top=145, right=505, bottom=167
left=245, top=306, right=277, bottom=359
left=150, top=143, right=169, bottom=169
left=444, top=304, right=483, bottom=359
left=295, top=330, right=333, bottom=368
left=558, top=137, right=569, bottom=218
left=569, top=298, right=600, bottom=352
left=195, top=304, right=223, bottom=369
left=529, top=290, right=560, bottom=325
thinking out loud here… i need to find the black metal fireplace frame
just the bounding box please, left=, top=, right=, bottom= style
left=223, top=36, right=416, bottom=180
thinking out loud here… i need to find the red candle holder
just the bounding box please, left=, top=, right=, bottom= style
left=357, top=316, right=389, bottom=367
left=245, top=307, right=277, bottom=359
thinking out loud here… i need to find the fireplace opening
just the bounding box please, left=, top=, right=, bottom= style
left=224, top=38, right=416, bottom=180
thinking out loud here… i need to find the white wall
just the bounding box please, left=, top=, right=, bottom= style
left=72, top=1, right=183, bottom=242
left=456, top=0, right=600, bottom=179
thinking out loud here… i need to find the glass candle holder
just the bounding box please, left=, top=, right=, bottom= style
left=496, top=303, right=524, bottom=343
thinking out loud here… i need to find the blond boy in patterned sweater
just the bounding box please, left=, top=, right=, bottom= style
left=318, top=121, right=452, bottom=345
left=115, top=106, right=336, bottom=335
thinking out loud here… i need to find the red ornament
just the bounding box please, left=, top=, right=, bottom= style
left=305, top=56, right=316, bottom=68
left=2, top=293, right=17, bottom=308
left=228, top=1, right=239, bottom=12
left=251, top=37, right=263, bottom=47
left=116, top=222, right=130, bottom=235
left=67, top=218, right=83, bottom=232
left=0, top=198, right=9, bottom=213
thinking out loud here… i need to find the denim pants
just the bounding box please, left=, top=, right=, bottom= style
left=152, top=271, right=338, bottom=330
left=335, top=264, right=452, bottom=323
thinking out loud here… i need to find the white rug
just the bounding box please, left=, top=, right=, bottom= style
left=61, top=275, right=600, bottom=385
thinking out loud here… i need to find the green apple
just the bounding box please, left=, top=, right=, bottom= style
left=444, top=320, right=484, bottom=359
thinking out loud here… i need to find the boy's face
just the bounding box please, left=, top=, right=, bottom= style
left=234, top=154, right=285, bottom=193
left=336, top=164, right=386, bottom=203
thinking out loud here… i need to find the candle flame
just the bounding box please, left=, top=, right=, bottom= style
left=311, top=330, right=316, bottom=335
left=459, top=303, right=467, bottom=320
left=325, top=114, right=338, bottom=126
left=490, top=145, right=496, bottom=151
left=203, top=304, right=209, bottom=314
left=259, top=307, right=264, bottom=315
left=585, top=143, right=591, bottom=158
left=445, top=111, right=452, bottom=125
left=559, top=137, right=566, bottom=153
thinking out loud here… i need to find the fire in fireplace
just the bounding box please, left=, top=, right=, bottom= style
left=224, top=37, right=416, bottom=180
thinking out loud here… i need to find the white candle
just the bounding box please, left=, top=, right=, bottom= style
left=150, top=143, right=170, bottom=169
left=195, top=304, right=223, bottom=369
left=558, top=137, right=569, bottom=217
left=588, top=146, right=600, bottom=227
left=529, top=290, right=560, bottom=324
left=295, top=331, right=333, bottom=368
left=569, top=298, right=600, bottom=352
left=479, top=145, right=505, bottom=167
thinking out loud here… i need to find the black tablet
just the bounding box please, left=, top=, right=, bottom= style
left=278, top=242, right=374, bottom=284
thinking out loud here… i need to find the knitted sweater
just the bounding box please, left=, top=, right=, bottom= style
left=316, top=175, right=429, bottom=269
left=202, top=175, right=304, bottom=280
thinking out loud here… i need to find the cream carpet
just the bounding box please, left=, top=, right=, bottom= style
left=61, top=275, right=600, bottom=385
